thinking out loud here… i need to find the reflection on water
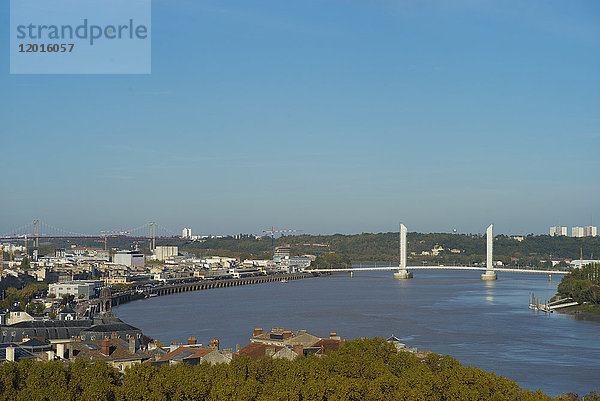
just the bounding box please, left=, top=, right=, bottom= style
left=484, top=280, right=495, bottom=303
left=114, top=271, right=599, bottom=396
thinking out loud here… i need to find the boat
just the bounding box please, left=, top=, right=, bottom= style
left=280, top=279, right=288, bottom=283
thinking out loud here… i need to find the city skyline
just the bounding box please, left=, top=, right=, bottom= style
left=1, top=218, right=599, bottom=238
left=2, top=0, right=599, bottom=236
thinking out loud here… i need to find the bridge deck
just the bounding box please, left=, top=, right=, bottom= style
left=310, top=266, right=567, bottom=274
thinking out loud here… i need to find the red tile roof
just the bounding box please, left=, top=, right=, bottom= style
left=238, top=343, right=283, bottom=361
left=312, top=338, right=344, bottom=355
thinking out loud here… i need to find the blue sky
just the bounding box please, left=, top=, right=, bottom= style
left=1, top=0, right=599, bottom=236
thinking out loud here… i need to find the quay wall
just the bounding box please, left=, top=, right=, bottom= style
left=110, top=272, right=316, bottom=307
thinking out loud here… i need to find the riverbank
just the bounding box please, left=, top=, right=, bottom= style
left=556, top=304, right=600, bottom=323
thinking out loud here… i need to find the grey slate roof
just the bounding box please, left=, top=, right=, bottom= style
left=81, top=322, right=140, bottom=333
left=0, top=316, right=143, bottom=343
left=8, top=320, right=91, bottom=329
left=0, top=343, right=37, bottom=361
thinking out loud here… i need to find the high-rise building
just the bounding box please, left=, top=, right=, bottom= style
left=154, top=246, right=178, bottom=261
left=182, top=228, right=192, bottom=239
left=113, top=251, right=146, bottom=267
left=584, top=226, right=597, bottom=237
left=550, top=226, right=567, bottom=236
left=273, top=246, right=291, bottom=261
left=572, top=227, right=585, bottom=237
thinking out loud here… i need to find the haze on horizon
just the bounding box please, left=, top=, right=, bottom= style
left=1, top=0, right=599, bottom=237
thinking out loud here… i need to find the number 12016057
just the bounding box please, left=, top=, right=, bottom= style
left=19, top=43, right=74, bottom=52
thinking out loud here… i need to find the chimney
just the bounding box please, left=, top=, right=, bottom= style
left=47, top=350, right=55, bottom=360
left=56, top=343, right=65, bottom=359
left=129, top=337, right=136, bottom=354
left=329, top=332, right=340, bottom=340
left=283, top=330, right=292, bottom=339
left=101, top=339, right=110, bottom=356
left=6, top=346, right=15, bottom=362
left=293, top=343, right=304, bottom=356
left=236, top=344, right=240, bottom=353
left=187, top=336, right=196, bottom=345
left=253, top=328, right=263, bottom=337
left=209, top=339, right=219, bottom=350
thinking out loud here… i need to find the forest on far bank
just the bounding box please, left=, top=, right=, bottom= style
left=181, top=232, right=600, bottom=266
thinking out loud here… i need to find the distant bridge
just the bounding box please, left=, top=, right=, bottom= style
left=311, top=224, right=568, bottom=280
left=0, top=220, right=186, bottom=248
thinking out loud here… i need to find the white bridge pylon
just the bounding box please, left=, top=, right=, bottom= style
left=393, top=224, right=412, bottom=279
left=481, top=224, right=497, bottom=280
left=395, top=223, right=497, bottom=281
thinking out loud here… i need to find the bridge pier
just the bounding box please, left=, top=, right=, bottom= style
left=481, top=271, right=497, bottom=280
left=394, top=269, right=413, bottom=279
left=394, top=224, right=412, bottom=279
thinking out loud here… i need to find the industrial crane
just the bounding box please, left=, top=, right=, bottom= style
left=261, top=227, right=303, bottom=260
left=100, top=230, right=130, bottom=250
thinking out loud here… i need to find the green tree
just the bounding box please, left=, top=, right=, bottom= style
left=314, top=253, right=352, bottom=270
left=20, top=256, right=30, bottom=269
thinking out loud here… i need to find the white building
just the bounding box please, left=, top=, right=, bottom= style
left=7, top=311, right=35, bottom=325
left=279, top=256, right=312, bottom=272
left=550, top=226, right=568, bottom=236
left=273, top=246, right=291, bottom=262
left=182, top=228, right=192, bottom=239
left=154, top=246, right=178, bottom=261
left=570, top=260, right=600, bottom=269
left=572, top=227, right=585, bottom=237
left=48, top=280, right=104, bottom=300
left=113, top=251, right=146, bottom=267
left=584, top=226, right=597, bottom=237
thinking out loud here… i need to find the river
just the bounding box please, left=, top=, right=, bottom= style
left=113, top=270, right=599, bottom=396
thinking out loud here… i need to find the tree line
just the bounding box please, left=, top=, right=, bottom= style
left=0, top=338, right=597, bottom=400
left=26, top=232, right=600, bottom=266
left=557, top=263, right=600, bottom=305
left=183, top=232, right=600, bottom=266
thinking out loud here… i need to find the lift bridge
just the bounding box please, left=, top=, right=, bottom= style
left=310, top=224, right=569, bottom=280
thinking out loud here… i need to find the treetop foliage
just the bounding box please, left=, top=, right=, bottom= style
left=0, top=338, right=597, bottom=400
